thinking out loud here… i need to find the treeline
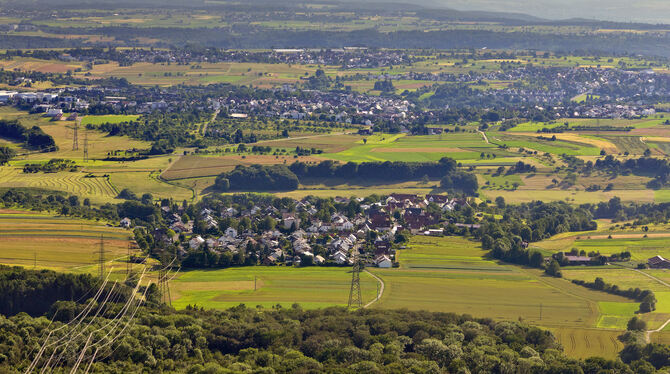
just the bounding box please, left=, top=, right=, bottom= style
left=22, top=159, right=78, bottom=173
left=571, top=277, right=656, bottom=313
left=478, top=201, right=597, bottom=268
left=0, top=265, right=129, bottom=317
left=24, top=24, right=670, bottom=57
left=289, top=158, right=458, bottom=181
left=215, top=164, right=299, bottom=192
left=0, top=119, right=57, bottom=151
left=591, top=156, right=670, bottom=188
left=213, top=158, right=478, bottom=194
left=0, top=188, right=160, bottom=226
left=0, top=188, right=119, bottom=220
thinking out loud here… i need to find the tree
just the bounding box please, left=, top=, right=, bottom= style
left=627, top=316, right=647, bottom=331
left=495, top=196, right=505, bottom=208
left=545, top=260, right=562, bottom=278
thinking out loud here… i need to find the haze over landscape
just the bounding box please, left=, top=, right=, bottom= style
left=401, top=0, right=670, bottom=23
left=2, top=0, right=670, bottom=372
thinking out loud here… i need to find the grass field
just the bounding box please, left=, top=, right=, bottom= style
left=324, top=132, right=515, bottom=163
left=171, top=266, right=378, bottom=310
left=81, top=114, right=140, bottom=126
left=368, top=236, right=630, bottom=359
left=561, top=267, right=670, bottom=330
left=0, top=210, right=132, bottom=271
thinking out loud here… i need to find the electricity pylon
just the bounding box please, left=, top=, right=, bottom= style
left=348, top=254, right=362, bottom=309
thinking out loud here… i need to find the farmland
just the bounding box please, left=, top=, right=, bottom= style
left=0, top=210, right=132, bottom=271
left=171, top=266, right=379, bottom=310
left=367, top=236, right=632, bottom=359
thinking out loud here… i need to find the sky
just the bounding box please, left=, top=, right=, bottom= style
left=427, top=0, right=670, bottom=23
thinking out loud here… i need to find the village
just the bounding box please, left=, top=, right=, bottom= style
left=121, top=193, right=469, bottom=270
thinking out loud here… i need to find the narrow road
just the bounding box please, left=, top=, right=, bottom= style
left=363, top=269, right=384, bottom=308
left=478, top=130, right=489, bottom=144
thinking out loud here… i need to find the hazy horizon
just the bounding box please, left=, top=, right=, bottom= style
left=430, top=0, right=670, bottom=23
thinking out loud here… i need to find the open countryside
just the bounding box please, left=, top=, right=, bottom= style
left=2, top=0, right=670, bottom=372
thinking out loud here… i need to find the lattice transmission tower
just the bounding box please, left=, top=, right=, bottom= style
left=83, top=130, right=89, bottom=162
left=72, top=117, right=80, bottom=151
left=348, top=254, right=362, bottom=309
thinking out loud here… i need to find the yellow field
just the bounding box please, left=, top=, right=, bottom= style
left=0, top=211, right=132, bottom=271
left=0, top=167, right=119, bottom=204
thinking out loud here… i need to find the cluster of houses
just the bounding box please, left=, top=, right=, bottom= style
left=211, top=90, right=416, bottom=126
left=123, top=193, right=468, bottom=268
left=53, top=47, right=416, bottom=69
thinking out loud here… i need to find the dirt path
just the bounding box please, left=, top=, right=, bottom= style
left=201, top=109, right=220, bottom=135
left=478, top=130, right=489, bottom=144
left=363, top=269, right=385, bottom=308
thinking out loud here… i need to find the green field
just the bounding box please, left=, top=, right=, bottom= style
left=561, top=267, right=670, bottom=330
left=81, top=114, right=140, bottom=125
left=323, top=132, right=514, bottom=163
left=171, top=266, right=379, bottom=310
left=368, top=236, right=631, bottom=359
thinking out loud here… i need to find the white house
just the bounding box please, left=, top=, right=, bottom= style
left=283, top=213, right=301, bottom=230
left=225, top=227, right=238, bottom=238
left=120, top=217, right=132, bottom=228
left=189, top=235, right=205, bottom=249
left=333, top=250, right=348, bottom=265
left=375, top=255, right=392, bottom=268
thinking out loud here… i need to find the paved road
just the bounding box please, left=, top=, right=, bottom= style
left=363, top=269, right=385, bottom=308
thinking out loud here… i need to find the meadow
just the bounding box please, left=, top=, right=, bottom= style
left=170, top=266, right=378, bottom=310
left=368, top=236, right=633, bottom=359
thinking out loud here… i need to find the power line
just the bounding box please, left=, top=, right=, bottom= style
left=83, top=129, right=89, bottom=163
left=72, top=117, right=80, bottom=151
left=348, top=253, right=362, bottom=309
left=98, top=235, right=104, bottom=281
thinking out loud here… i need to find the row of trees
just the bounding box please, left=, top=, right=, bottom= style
left=288, top=158, right=459, bottom=181
left=571, top=277, right=656, bottom=313
left=214, top=158, right=479, bottom=194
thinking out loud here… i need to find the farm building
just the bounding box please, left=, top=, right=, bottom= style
left=648, top=255, right=670, bottom=269
left=375, top=255, right=393, bottom=268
